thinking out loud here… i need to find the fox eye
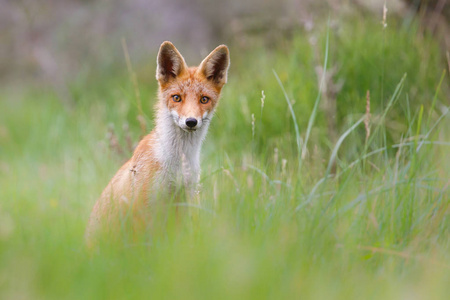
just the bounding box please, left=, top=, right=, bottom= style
left=172, top=95, right=182, bottom=102
left=200, top=96, right=210, bottom=104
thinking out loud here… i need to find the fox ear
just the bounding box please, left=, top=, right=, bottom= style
left=156, top=41, right=188, bottom=83
left=198, top=45, right=230, bottom=87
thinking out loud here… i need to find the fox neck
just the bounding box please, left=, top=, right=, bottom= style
left=154, top=105, right=211, bottom=185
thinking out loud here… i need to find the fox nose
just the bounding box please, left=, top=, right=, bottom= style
left=185, top=118, right=198, bottom=128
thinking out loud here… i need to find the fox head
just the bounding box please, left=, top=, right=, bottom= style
left=156, top=41, right=230, bottom=132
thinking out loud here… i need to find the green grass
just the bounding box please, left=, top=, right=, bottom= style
left=0, top=16, right=449, bottom=299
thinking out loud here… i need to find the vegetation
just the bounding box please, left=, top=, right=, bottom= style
left=0, top=15, right=449, bottom=299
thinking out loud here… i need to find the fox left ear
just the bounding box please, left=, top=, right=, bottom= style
left=156, top=41, right=188, bottom=83
left=198, top=45, right=230, bottom=88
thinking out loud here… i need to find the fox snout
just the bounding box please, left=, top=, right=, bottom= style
left=177, top=116, right=201, bottom=132
left=185, top=118, right=198, bottom=128
left=170, top=110, right=206, bottom=132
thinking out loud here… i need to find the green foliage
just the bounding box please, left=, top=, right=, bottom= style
left=0, top=17, right=449, bottom=299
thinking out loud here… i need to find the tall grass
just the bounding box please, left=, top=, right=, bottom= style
left=0, top=16, right=449, bottom=299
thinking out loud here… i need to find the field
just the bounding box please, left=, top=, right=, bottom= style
left=0, top=14, right=449, bottom=299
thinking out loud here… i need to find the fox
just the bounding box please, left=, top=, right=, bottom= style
left=86, top=41, right=230, bottom=244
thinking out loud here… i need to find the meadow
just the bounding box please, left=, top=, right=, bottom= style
left=0, top=15, right=449, bottom=299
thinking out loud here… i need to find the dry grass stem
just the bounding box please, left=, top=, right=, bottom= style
left=447, top=51, right=450, bottom=73
left=121, top=38, right=147, bottom=137
left=365, top=90, right=371, bottom=143
left=251, top=113, right=256, bottom=138
left=107, top=125, right=125, bottom=157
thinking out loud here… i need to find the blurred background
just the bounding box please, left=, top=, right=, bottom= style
left=2, top=0, right=447, bottom=153
left=1, top=0, right=448, bottom=88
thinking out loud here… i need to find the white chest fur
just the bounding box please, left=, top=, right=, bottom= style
left=153, top=107, right=210, bottom=190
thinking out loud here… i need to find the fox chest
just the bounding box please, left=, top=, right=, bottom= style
left=158, top=152, right=200, bottom=187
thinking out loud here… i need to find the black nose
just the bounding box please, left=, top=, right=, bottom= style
left=185, top=118, right=198, bottom=128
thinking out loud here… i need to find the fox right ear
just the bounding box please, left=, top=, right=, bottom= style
left=156, top=41, right=188, bottom=83
left=198, top=45, right=230, bottom=88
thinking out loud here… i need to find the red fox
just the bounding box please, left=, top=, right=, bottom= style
left=86, top=41, right=230, bottom=244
